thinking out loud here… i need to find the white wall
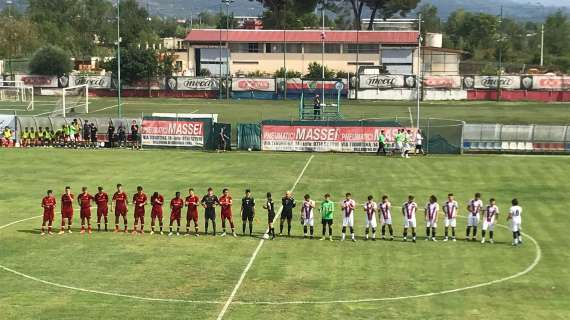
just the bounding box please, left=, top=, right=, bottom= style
left=352, top=89, right=467, bottom=101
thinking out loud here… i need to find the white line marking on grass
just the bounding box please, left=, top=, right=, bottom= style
left=90, top=103, right=122, bottom=114
left=233, top=221, right=541, bottom=305
left=0, top=215, right=42, bottom=230
left=0, top=214, right=221, bottom=304
left=215, top=155, right=314, bottom=320
left=0, top=265, right=221, bottom=304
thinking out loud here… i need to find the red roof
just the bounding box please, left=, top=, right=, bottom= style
left=185, top=29, right=418, bottom=45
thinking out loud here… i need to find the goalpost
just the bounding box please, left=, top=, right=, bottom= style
left=51, top=84, right=89, bottom=117
left=0, top=81, right=34, bottom=112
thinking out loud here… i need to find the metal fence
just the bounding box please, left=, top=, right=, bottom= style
left=463, top=124, right=570, bottom=152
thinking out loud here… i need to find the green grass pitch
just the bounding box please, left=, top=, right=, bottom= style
left=0, top=149, right=569, bottom=319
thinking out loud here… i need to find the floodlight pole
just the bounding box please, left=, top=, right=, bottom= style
left=117, top=0, right=122, bottom=118
left=540, top=24, right=544, bottom=66
left=416, top=14, right=422, bottom=129
left=321, top=0, right=325, bottom=99
left=496, top=6, right=503, bottom=102
left=219, top=2, right=223, bottom=100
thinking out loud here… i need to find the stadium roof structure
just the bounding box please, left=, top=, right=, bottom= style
left=185, top=29, right=419, bottom=45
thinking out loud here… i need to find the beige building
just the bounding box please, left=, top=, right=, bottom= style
left=181, top=29, right=461, bottom=77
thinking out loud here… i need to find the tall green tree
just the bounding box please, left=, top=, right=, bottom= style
left=29, top=45, right=73, bottom=76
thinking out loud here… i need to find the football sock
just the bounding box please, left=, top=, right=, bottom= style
left=412, top=232, right=416, bottom=239
left=97, top=223, right=101, bottom=231
left=322, top=226, right=326, bottom=236
left=445, top=227, right=448, bottom=237
left=176, top=226, right=179, bottom=233
left=279, top=222, right=284, bottom=234
left=205, top=221, right=209, bottom=234
left=381, top=225, right=385, bottom=236
left=489, top=231, right=494, bottom=239
left=328, top=225, right=332, bottom=236
left=426, top=227, right=430, bottom=237
left=303, top=226, right=308, bottom=235
left=431, top=228, right=436, bottom=238
left=140, top=224, right=144, bottom=232
left=403, top=229, right=408, bottom=238
left=249, top=222, right=253, bottom=235
left=388, top=225, right=393, bottom=236
left=372, top=228, right=376, bottom=238
left=159, top=223, right=163, bottom=232
left=242, top=223, right=246, bottom=234
left=481, top=230, right=486, bottom=238
left=466, top=226, right=471, bottom=237
left=212, top=221, right=216, bottom=235
left=342, top=227, right=346, bottom=234
left=473, top=227, right=478, bottom=238
left=169, top=226, right=173, bottom=233
left=309, top=226, right=313, bottom=237
left=287, top=223, right=291, bottom=236
left=365, top=227, right=369, bottom=236
left=452, top=227, right=456, bottom=237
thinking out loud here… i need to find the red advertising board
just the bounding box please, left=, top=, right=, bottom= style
left=142, top=119, right=204, bottom=147
left=261, top=125, right=417, bottom=152
left=232, top=78, right=275, bottom=92
left=532, top=76, right=570, bottom=90
left=423, top=75, right=461, bottom=89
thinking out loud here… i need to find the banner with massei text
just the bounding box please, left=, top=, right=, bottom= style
left=232, top=78, right=275, bottom=92
left=167, top=77, right=219, bottom=91
left=67, top=75, right=112, bottom=89
left=358, top=74, right=416, bottom=89
left=261, top=125, right=417, bottom=152
left=141, top=118, right=205, bottom=147
left=14, top=74, right=59, bottom=88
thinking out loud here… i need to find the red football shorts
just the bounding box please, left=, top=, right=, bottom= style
left=43, top=211, right=55, bottom=222
left=134, top=208, right=145, bottom=219
left=170, top=212, right=181, bottom=221
left=151, top=208, right=163, bottom=220
left=115, top=205, right=127, bottom=216
left=80, top=207, right=91, bottom=219
left=97, top=207, right=108, bottom=218
left=221, top=209, right=233, bottom=221
left=61, top=208, right=73, bottom=219
left=187, top=210, right=198, bottom=224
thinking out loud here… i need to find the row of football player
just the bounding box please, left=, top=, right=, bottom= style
left=39, top=186, right=524, bottom=245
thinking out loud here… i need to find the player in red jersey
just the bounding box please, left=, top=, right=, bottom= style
left=169, top=192, right=184, bottom=236
left=150, top=192, right=165, bottom=235
left=41, top=190, right=56, bottom=235
left=77, top=186, right=95, bottom=234
left=59, top=186, right=74, bottom=234
left=219, top=188, right=236, bottom=237
left=111, top=184, right=129, bottom=232
left=94, top=186, right=109, bottom=231
left=132, top=186, right=148, bottom=234
left=185, top=188, right=200, bottom=236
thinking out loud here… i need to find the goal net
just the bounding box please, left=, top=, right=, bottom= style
left=0, top=81, right=34, bottom=111
left=51, top=84, right=89, bottom=117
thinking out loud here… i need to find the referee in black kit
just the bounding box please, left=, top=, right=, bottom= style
left=279, top=191, right=296, bottom=237
left=201, top=187, right=219, bottom=236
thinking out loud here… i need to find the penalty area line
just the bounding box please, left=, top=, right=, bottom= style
left=215, top=155, right=314, bottom=320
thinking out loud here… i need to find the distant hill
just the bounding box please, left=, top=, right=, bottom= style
left=142, top=0, right=569, bottom=22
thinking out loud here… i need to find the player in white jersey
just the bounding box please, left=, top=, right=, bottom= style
left=363, top=195, right=378, bottom=240
left=443, top=193, right=459, bottom=241
left=341, top=193, right=356, bottom=242
left=466, top=192, right=483, bottom=241
left=481, top=198, right=499, bottom=244
left=402, top=195, right=418, bottom=242
left=424, top=195, right=439, bottom=241
left=507, top=198, right=523, bottom=246
left=301, top=194, right=316, bottom=239
left=379, top=195, right=394, bottom=240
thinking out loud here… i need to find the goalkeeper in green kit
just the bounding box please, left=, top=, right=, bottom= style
left=319, top=193, right=335, bottom=241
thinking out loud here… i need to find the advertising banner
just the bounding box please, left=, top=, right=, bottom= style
left=463, top=76, right=521, bottom=90
left=530, top=75, right=570, bottom=90
left=122, top=79, right=165, bottom=90
left=358, top=74, right=415, bottom=89
left=422, top=75, right=462, bottom=89
left=232, top=78, right=275, bottom=92
left=261, top=125, right=417, bottom=152
left=67, top=75, right=112, bottom=89
left=141, top=118, right=205, bottom=147
left=281, top=78, right=348, bottom=93
left=168, top=77, right=219, bottom=91
left=14, top=74, right=59, bottom=88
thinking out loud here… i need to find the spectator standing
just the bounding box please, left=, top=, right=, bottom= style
left=83, top=120, right=92, bottom=148
left=117, top=125, right=126, bottom=148
left=415, top=129, right=425, bottom=155
left=107, top=121, right=115, bottom=148
left=313, top=94, right=321, bottom=120
left=130, top=120, right=140, bottom=150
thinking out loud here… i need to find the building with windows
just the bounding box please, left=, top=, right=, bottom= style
left=182, top=29, right=462, bottom=77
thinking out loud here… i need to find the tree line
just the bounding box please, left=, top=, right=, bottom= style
left=0, top=0, right=568, bottom=77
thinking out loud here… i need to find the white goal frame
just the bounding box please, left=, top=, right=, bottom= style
left=0, top=82, right=34, bottom=111
left=61, top=84, right=89, bottom=117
